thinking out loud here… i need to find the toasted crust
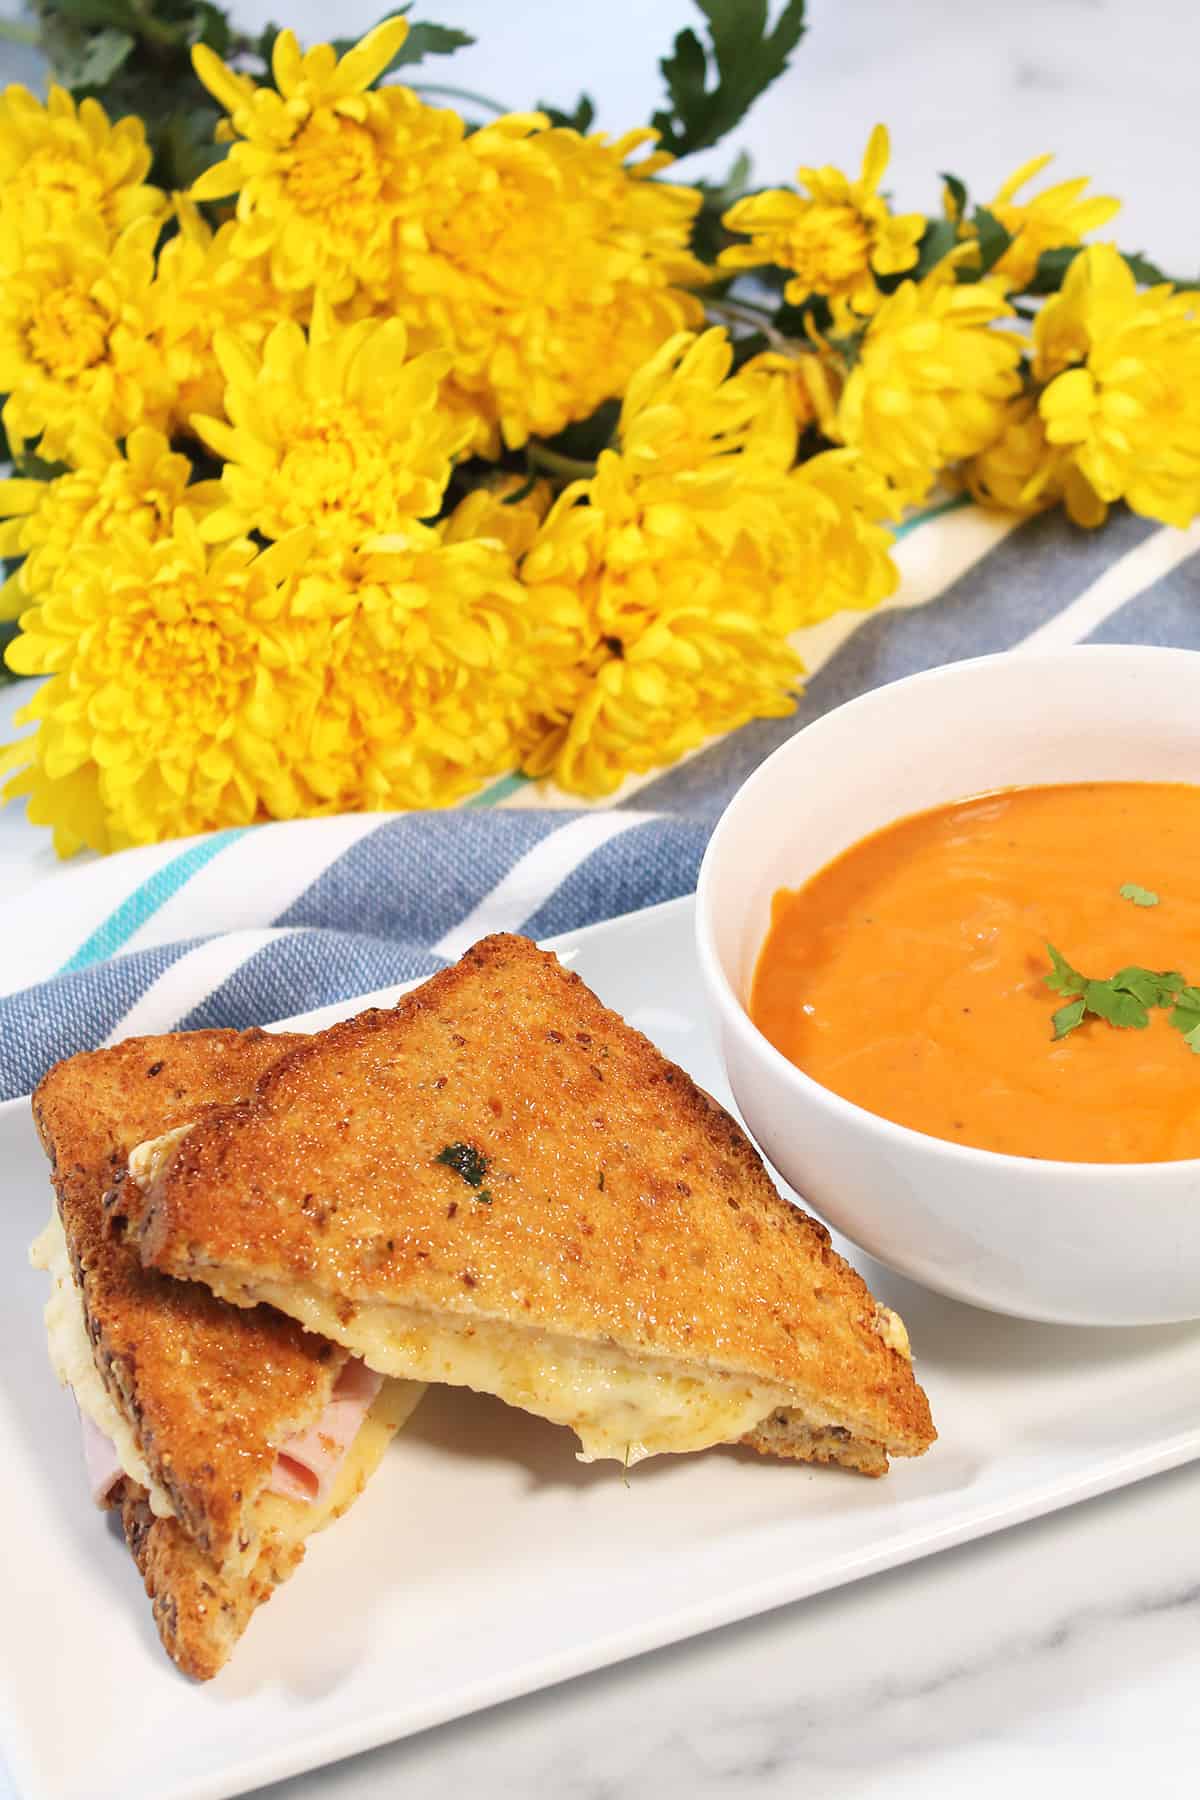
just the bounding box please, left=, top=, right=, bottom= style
left=32, top=1030, right=345, bottom=1575
left=131, top=937, right=935, bottom=1469
left=111, top=1478, right=305, bottom=1682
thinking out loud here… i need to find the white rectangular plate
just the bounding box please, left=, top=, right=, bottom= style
left=4, top=895, right=1200, bottom=1800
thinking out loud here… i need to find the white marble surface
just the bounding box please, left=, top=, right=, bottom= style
left=2, top=4, right=1199, bottom=1796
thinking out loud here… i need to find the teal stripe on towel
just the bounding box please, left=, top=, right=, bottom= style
left=57, top=829, right=247, bottom=973
left=466, top=771, right=531, bottom=808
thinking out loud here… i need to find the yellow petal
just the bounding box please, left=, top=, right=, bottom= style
left=271, top=29, right=303, bottom=99
left=0, top=480, right=44, bottom=520
left=189, top=159, right=242, bottom=202
left=191, top=44, right=257, bottom=117
left=858, top=124, right=890, bottom=196
left=331, top=15, right=410, bottom=97
left=992, top=152, right=1054, bottom=207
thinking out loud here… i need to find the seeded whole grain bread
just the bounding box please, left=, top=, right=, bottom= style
left=125, top=936, right=936, bottom=1474
left=31, top=1029, right=359, bottom=1679
left=111, top=1479, right=306, bottom=1682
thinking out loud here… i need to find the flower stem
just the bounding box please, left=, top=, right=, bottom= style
left=526, top=444, right=598, bottom=483
left=0, top=20, right=38, bottom=46
left=408, top=83, right=508, bottom=116
left=705, top=295, right=792, bottom=350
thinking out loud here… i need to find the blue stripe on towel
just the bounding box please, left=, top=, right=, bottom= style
left=177, top=930, right=446, bottom=1032
left=1085, top=547, right=1200, bottom=645
left=519, top=817, right=709, bottom=941
left=274, top=811, right=569, bottom=943
left=3, top=939, right=203, bottom=1096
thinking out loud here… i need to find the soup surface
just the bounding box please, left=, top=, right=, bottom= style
left=751, top=782, right=1200, bottom=1163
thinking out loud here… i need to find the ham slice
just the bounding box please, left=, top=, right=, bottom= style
left=75, top=1359, right=383, bottom=1512
left=80, top=1408, right=126, bottom=1509
left=268, top=1360, right=384, bottom=1503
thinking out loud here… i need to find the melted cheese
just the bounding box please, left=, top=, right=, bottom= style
left=212, top=1275, right=797, bottom=1465
left=255, top=1377, right=422, bottom=1544
left=127, top=1125, right=191, bottom=1190
left=871, top=1304, right=912, bottom=1359
left=30, top=1213, right=175, bottom=1518
left=30, top=1212, right=424, bottom=1537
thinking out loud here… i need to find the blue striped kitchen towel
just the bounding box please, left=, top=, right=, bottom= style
left=0, top=496, right=1197, bottom=1102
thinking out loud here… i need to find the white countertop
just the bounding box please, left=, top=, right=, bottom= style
left=2, top=2, right=1199, bottom=1795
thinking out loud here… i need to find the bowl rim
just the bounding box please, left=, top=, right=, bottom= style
left=695, top=643, right=1200, bottom=1184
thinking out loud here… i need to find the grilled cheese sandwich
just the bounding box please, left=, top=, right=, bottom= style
left=30, top=1028, right=423, bottom=1678
left=124, top=935, right=935, bottom=1478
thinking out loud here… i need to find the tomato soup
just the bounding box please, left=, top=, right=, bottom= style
left=750, top=782, right=1200, bottom=1163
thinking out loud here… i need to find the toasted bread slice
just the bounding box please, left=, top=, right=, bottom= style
left=108, top=1372, right=420, bottom=1680
left=126, top=937, right=935, bottom=1476
left=31, top=1030, right=421, bottom=1678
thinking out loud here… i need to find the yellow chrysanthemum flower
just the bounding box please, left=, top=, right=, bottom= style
left=150, top=199, right=296, bottom=432
left=517, top=330, right=894, bottom=796
left=738, top=347, right=843, bottom=437
left=983, top=154, right=1121, bottom=292
left=0, top=83, right=165, bottom=237
left=190, top=16, right=465, bottom=303
left=833, top=265, right=1023, bottom=504
left=1030, top=245, right=1200, bottom=527
left=193, top=295, right=470, bottom=544
left=393, top=115, right=707, bottom=452
left=289, top=522, right=551, bottom=812
left=1, top=512, right=321, bottom=856
left=524, top=584, right=801, bottom=798
left=778, top=451, right=901, bottom=627
left=720, top=126, right=925, bottom=315
left=0, top=213, right=170, bottom=458
left=437, top=476, right=551, bottom=557
left=965, top=397, right=1067, bottom=515
left=0, top=425, right=218, bottom=615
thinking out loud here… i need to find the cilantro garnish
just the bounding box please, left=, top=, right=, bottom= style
left=435, top=1142, right=489, bottom=1187
left=1119, top=882, right=1159, bottom=907
left=1044, top=944, right=1198, bottom=1051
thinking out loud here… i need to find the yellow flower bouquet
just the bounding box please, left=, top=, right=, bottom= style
left=0, top=1, right=1196, bottom=855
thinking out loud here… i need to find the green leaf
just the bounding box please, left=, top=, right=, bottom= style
left=187, top=4, right=233, bottom=55
left=940, top=171, right=968, bottom=218
left=1084, top=981, right=1150, bottom=1030
left=971, top=206, right=1014, bottom=276
left=910, top=217, right=959, bottom=281
left=1108, top=966, right=1169, bottom=1007
left=1051, top=997, right=1087, bottom=1039
left=1024, top=245, right=1081, bottom=295
left=152, top=104, right=226, bottom=189
left=51, top=0, right=140, bottom=29
left=1024, top=243, right=1180, bottom=297
left=1169, top=1003, right=1200, bottom=1045
left=652, top=0, right=807, bottom=160
left=1046, top=946, right=1200, bottom=1052
left=391, top=20, right=476, bottom=66
left=435, top=1141, right=489, bottom=1187
left=1121, top=250, right=1169, bottom=286
left=1118, top=881, right=1159, bottom=907
left=45, top=22, right=136, bottom=89
left=1044, top=942, right=1087, bottom=998
left=690, top=147, right=754, bottom=261
left=11, top=450, right=70, bottom=482
left=537, top=93, right=596, bottom=133
left=0, top=619, right=22, bottom=685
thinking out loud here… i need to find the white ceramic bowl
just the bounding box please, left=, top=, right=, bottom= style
left=695, top=645, right=1200, bottom=1327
